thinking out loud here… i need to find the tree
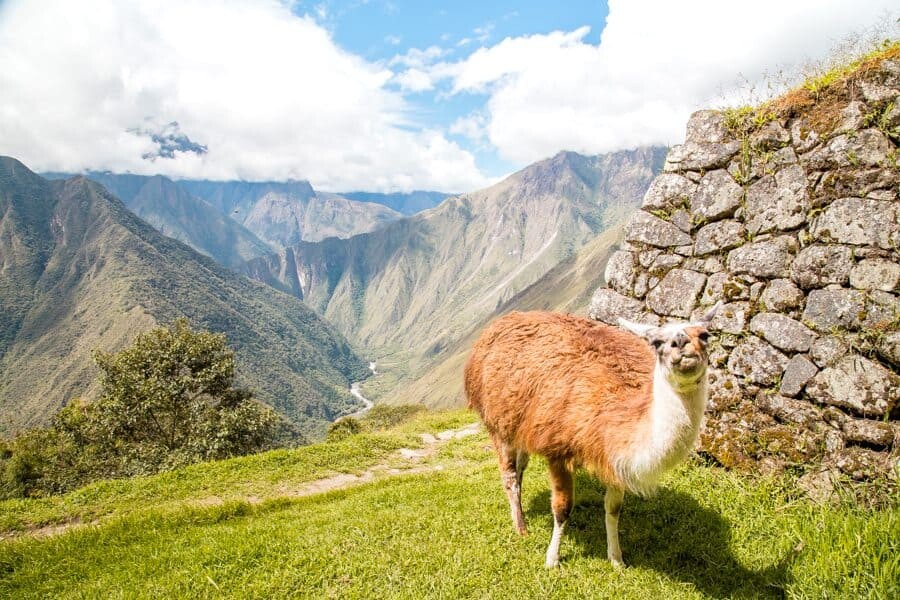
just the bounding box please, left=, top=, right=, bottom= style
left=90, top=318, right=281, bottom=471
left=1, top=319, right=286, bottom=498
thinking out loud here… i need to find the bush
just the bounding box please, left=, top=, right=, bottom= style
left=326, top=417, right=362, bottom=442
left=362, top=405, right=425, bottom=431
left=0, top=319, right=287, bottom=498
left=325, top=405, right=425, bottom=442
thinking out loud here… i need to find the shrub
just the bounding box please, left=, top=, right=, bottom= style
left=0, top=319, right=286, bottom=498
left=326, top=417, right=362, bottom=442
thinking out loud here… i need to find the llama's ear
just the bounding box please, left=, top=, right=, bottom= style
left=617, top=318, right=655, bottom=337
left=698, top=301, right=723, bottom=326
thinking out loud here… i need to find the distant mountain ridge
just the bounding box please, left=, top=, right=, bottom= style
left=41, top=171, right=274, bottom=269
left=42, top=173, right=404, bottom=259
left=2, top=157, right=368, bottom=437
left=340, top=191, right=451, bottom=215
left=179, top=180, right=402, bottom=246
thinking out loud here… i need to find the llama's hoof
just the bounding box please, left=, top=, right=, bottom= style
left=610, top=558, right=626, bottom=570
left=545, top=556, right=560, bottom=568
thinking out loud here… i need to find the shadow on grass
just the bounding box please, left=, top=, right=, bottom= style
left=526, top=477, right=791, bottom=598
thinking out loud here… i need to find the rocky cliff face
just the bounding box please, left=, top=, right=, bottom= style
left=590, top=52, right=899, bottom=487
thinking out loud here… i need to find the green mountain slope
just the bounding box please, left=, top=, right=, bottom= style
left=244, top=148, right=665, bottom=378
left=41, top=172, right=273, bottom=269
left=1, top=409, right=893, bottom=599
left=179, top=179, right=402, bottom=246
left=0, top=157, right=368, bottom=436
left=376, top=224, right=626, bottom=409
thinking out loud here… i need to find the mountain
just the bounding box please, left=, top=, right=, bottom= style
left=244, top=148, right=666, bottom=380
left=43, top=173, right=404, bottom=258
left=340, top=191, right=451, bottom=215
left=0, top=157, right=368, bottom=436
left=41, top=172, right=272, bottom=269
left=178, top=180, right=402, bottom=246
left=376, top=223, right=626, bottom=409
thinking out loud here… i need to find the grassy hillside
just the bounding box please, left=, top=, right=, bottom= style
left=1, top=409, right=895, bottom=598
left=0, top=157, right=368, bottom=436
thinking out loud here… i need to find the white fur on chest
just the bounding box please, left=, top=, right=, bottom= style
left=615, top=364, right=707, bottom=496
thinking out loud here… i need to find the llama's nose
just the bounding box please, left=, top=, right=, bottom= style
left=672, top=333, right=691, bottom=351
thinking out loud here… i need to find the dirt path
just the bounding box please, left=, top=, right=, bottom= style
left=260, top=421, right=482, bottom=500
left=14, top=422, right=483, bottom=541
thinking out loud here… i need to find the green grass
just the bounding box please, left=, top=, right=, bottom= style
left=1, top=409, right=897, bottom=599
left=801, top=39, right=899, bottom=96
left=0, top=431, right=416, bottom=534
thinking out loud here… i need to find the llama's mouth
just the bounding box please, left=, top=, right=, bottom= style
left=674, top=354, right=700, bottom=371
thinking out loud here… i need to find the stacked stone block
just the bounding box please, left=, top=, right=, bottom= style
left=590, top=59, right=900, bottom=486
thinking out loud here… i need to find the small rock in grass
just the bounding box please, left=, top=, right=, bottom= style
left=797, top=468, right=839, bottom=504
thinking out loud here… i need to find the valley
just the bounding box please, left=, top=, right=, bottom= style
left=243, top=148, right=666, bottom=408
left=0, top=158, right=368, bottom=436
left=3, top=147, right=663, bottom=437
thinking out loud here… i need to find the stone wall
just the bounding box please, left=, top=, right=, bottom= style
left=589, top=57, right=899, bottom=488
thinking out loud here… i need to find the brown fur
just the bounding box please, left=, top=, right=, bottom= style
left=464, top=311, right=655, bottom=489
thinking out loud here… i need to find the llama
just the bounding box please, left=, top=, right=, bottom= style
left=464, top=303, right=720, bottom=568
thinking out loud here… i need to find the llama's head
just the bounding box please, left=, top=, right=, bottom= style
left=618, top=302, right=721, bottom=387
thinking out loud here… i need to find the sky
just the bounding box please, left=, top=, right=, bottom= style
left=0, top=0, right=896, bottom=193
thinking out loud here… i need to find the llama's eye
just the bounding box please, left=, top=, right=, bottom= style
left=698, top=332, right=710, bottom=343
left=650, top=338, right=664, bottom=349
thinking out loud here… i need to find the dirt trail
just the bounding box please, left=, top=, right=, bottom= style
left=11, top=422, right=482, bottom=541
left=207, top=422, right=482, bottom=504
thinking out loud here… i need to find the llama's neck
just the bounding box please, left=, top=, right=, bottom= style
left=617, top=362, right=707, bottom=496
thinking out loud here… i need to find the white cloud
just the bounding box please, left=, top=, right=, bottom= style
left=425, top=0, right=899, bottom=164
left=449, top=113, right=488, bottom=143
left=389, top=45, right=447, bottom=69
left=394, top=69, right=435, bottom=93
left=472, top=23, right=495, bottom=43
left=0, top=0, right=490, bottom=192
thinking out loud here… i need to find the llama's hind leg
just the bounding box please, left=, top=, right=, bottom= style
left=545, top=458, right=573, bottom=568
left=604, top=485, right=625, bottom=568
left=516, top=449, right=530, bottom=489
left=491, top=435, right=527, bottom=535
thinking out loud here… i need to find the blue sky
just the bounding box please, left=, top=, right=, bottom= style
left=297, top=0, right=610, bottom=178
left=310, top=1, right=606, bottom=60
left=0, top=1, right=895, bottom=192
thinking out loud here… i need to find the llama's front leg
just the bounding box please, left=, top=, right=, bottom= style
left=604, top=486, right=625, bottom=568
left=545, top=458, right=573, bottom=568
